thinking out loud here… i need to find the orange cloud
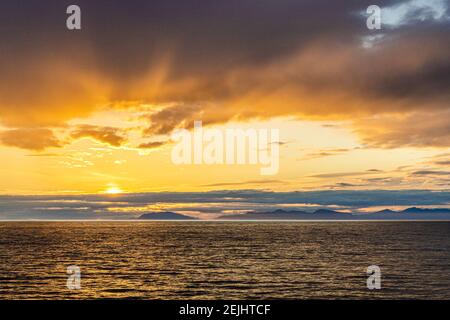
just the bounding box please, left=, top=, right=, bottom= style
left=353, top=111, right=450, bottom=148
left=70, top=125, right=127, bottom=147
left=138, top=141, right=166, bottom=149
left=0, top=128, right=61, bottom=151
left=0, top=52, right=110, bottom=128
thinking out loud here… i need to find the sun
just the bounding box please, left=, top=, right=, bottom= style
left=104, top=185, right=124, bottom=195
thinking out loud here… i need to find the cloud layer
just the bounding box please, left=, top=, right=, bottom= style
left=0, top=0, right=449, bottom=150
left=1, top=189, right=449, bottom=219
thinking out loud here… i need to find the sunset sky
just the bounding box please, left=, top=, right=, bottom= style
left=0, top=0, right=449, bottom=199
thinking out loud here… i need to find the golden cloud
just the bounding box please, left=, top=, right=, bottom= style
left=70, top=125, right=127, bottom=147
left=0, top=128, right=61, bottom=151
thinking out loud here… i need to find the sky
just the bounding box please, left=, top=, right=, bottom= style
left=0, top=0, right=449, bottom=212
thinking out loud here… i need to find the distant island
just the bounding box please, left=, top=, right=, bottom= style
left=136, top=208, right=450, bottom=220
left=216, top=208, right=450, bottom=220
left=138, top=212, right=198, bottom=220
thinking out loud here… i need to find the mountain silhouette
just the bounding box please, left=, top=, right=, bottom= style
left=401, top=207, right=450, bottom=214
left=218, top=207, right=450, bottom=220
left=138, top=212, right=197, bottom=220
left=218, top=208, right=351, bottom=220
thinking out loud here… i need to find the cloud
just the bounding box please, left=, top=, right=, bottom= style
left=0, top=0, right=448, bottom=148
left=138, top=141, right=166, bottom=149
left=353, top=111, right=450, bottom=148
left=435, top=160, right=450, bottom=165
left=322, top=182, right=364, bottom=189
left=428, top=153, right=450, bottom=166
left=301, top=148, right=351, bottom=160
left=412, top=170, right=450, bottom=176
left=309, top=170, right=381, bottom=179
left=381, top=0, right=450, bottom=28
left=142, top=104, right=204, bottom=135
left=25, top=153, right=61, bottom=157
left=1, top=189, right=449, bottom=219
left=70, top=125, right=127, bottom=147
left=0, top=128, right=62, bottom=151
left=201, top=179, right=286, bottom=187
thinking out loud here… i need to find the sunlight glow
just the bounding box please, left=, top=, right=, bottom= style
left=104, top=185, right=123, bottom=195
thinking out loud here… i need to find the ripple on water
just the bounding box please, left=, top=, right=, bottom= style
left=0, top=221, right=449, bottom=299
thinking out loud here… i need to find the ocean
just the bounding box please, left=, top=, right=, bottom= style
left=0, top=221, right=449, bottom=299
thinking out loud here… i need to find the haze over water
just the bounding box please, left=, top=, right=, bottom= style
left=1, top=221, right=449, bottom=299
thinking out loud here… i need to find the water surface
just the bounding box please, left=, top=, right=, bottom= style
left=0, top=221, right=449, bottom=299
